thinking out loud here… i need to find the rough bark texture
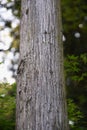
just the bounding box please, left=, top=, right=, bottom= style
left=16, top=0, right=69, bottom=130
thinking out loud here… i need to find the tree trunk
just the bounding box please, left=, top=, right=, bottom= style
left=16, top=0, right=69, bottom=130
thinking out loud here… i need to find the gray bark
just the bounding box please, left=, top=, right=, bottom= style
left=16, top=0, right=69, bottom=130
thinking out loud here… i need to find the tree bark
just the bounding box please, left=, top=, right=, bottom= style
left=16, top=0, right=69, bottom=130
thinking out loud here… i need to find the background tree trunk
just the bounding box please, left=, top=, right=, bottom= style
left=16, top=0, right=69, bottom=130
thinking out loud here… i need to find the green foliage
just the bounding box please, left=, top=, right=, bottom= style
left=68, top=99, right=83, bottom=122
left=62, top=0, right=87, bottom=31
left=0, top=83, right=16, bottom=130
left=62, top=0, right=87, bottom=55
left=65, top=54, right=87, bottom=129
left=65, top=54, right=87, bottom=83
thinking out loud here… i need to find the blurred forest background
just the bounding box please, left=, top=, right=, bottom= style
left=0, top=0, right=87, bottom=130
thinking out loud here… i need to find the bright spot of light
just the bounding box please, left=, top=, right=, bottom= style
left=69, top=120, right=74, bottom=125
left=0, top=21, right=5, bottom=28
left=12, top=19, right=20, bottom=28
left=63, top=35, right=66, bottom=41
left=0, top=28, right=13, bottom=49
left=0, top=51, right=16, bottom=84
left=14, top=64, right=18, bottom=69
left=0, top=0, right=18, bottom=84
left=74, top=32, right=80, bottom=38
left=14, top=52, right=19, bottom=60
left=0, top=7, right=6, bottom=13
left=7, top=52, right=14, bottom=60
left=79, top=24, right=83, bottom=28
left=0, top=52, right=5, bottom=62
left=0, top=94, right=5, bottom=97
left=0, top=63, right=15, bottom=84
left=0, top=9, right=14, bottom=21
left=1, top=0, right=8, bottom=4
